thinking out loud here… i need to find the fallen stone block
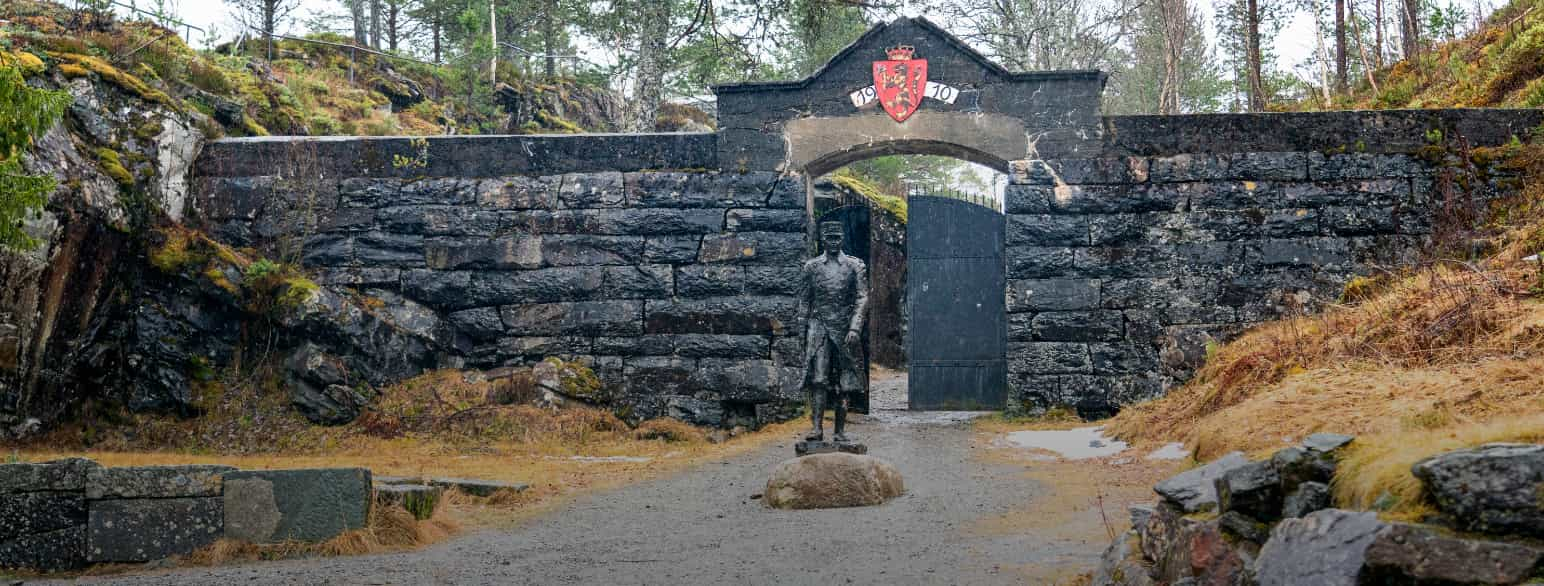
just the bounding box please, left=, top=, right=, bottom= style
left=1255, top=509, right=1384, bottom=586
left=764, top=453, right=904, bottom=509
left=87, top=497, right=222, bottom=562
left=1362, top=522, right=1544, bottom=585
left=0, top=457, right=99, bottom=493
left=223, top=468, right=371, bottom=544
left=1412, top=443, right=1544, bottom=537
left=0, top=525, right=86, bottom=570
left=375, top=484, right=442, bottom=520
left=1153, top=451, right=1249, bottom=513
left=1216, top=459, right=1283, bottom=522
left=86, top=465, right=235, bottom=500
left=425, top=477, right=530, bottom=497
left=794, top=440, right=867, bottom=457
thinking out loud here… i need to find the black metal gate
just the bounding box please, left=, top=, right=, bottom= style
left=906, top=196, right=1007, bottom=410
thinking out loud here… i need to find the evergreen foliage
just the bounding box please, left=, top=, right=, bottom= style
left=0, top=62, right=71, bottom=251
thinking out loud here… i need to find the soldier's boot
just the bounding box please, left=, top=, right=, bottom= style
left=805, top=384, right=825, bottom=441
left=832, top=391, right=849, bottom=442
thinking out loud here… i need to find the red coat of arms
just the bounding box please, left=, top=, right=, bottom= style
left=873, top=45, right=927, bottom=123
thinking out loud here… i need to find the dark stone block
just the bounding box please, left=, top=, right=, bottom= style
left=725, top=208, right=806, bottom=232
left=1007, top=214, right=1088, bottom=246
left=1048, top=184, right=1180, bottom=214
left=688, top=359, right=781, bottom=401
left=462, top=267, right=605, bottom=307
left=223, top=468, right=371, bottom=544
left=1307, top=152, right=1423, bottom=180
left=623, top=357, right=697, bottom=396
left=500, top=301, right=643, bottom=336
left=1215, top=459, right=1283, bottom=522
left=1248, top=238, right=1352, bottom=268
left=1217, top=510, right=1270, bottom=544
left=87, top=497, right=223, bottom=562
left=644, top=296, right=798, bottom=335
left=644, top=235, right=703, bottom=264
left=594, top=335, right=674, bottom=357
left=1007, top=279, right=1100, bottom=312
left=86, top=465, right=235, bottom=499
left=795, top=441, right=867, bottom=457
left=1272, top=446, right=1337, bottom=494
left=558, top=172, right=625, bottom=208
left=394, top=177, right=478, bottom=206
left=377, top=205, right=500, bottom=236
left=1362, top=522, right=1544, bottom=585
left=0, top=492, right=85, bottom=539
left=1281, top=481, right=1331, bottom=519
left=1090, top=343, right=1160, bottom=373
left=676, top=265, right=745, bottom=297
left=1411, top=443, right=1544, bottom=537
left=504, top=208, right=724, bottom=236
left=0, top=525, right=85, bottom=570
left=1031, top=311, right=1124, bottom=342
left=316, top=267, right=401, bottom=288
left=540, top=235, right=645, bottom=266
left=425, top=236, right=543, bottom=270
left=497, top=336, right=592, bottom=358
left=354, top=231, right=425, bottom=267
left=1154, top=452, right=1250, bottom=513
left=476, top=176, right=559, bottom=209
left=1007, top=246, right=1075, bottom=279
left=448, top=307, right=505, bottom=341
left=1008, top=342, right=1090, bottom=375
left=1004, top=184, right=1052, bottom=213
left=1320, top=206, right=1397, bottom=236
left=1262, top=208, right=1321, bottom=237
left=672, top=335, right=768, bottom=358
left=0, top=458, right=99, bottom=493
left=1255, top=509, right=1385, bottom=586
left=745, top=266, right=802, bottom=295
left=699, top=232, right=806, bottom=264
left=601, top=265, right=673, bottom=299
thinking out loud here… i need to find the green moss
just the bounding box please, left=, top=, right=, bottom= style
left=149, top=228, right=200, bottom=273
left=52, top=52, right=178, bottom=111
left=94, top=148, right=134, bottom=188
left=242, top=117, right=270, bottom=137
left=275, top=276, right=319, bottom=309
left=829, top=172, right=908, bottom=223
left=535, top=109, right=583, bottom=133
left=0, top=51, right=46, bottom=76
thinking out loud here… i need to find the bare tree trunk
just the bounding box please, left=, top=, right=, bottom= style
left=1375, top=0, right=1385, bottom=66
left=1401, top=0, right=1420, bottom=60
left=369, top=0, right=381, bottom=50
left=488, top=0, right=497, bottom=83
left=1335, top=0, right=1348, bottom=93
left=348, top=0, right=368, bottom=47
left=264, top=0, right=276, bottom=60
left=1245, top=0, right=1266, bottom=111
left=432, top=16, right=441, bottom=63
left=386, top=0, right=398, bottom=52
left=629, top=0, right=670, bottom=132
left=1158, top=0, right=1188, bottom=114
left=1350, top=0, right=1382, bottom=93
left=542, top=0, right=557, bottom=79
left=1313, top=0, right=1334, bottom=105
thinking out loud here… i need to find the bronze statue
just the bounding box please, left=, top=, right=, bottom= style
left=798, top=221, right=868, bottom=442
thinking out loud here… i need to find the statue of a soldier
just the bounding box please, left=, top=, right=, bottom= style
left=798, top=221, right=868, bottom=443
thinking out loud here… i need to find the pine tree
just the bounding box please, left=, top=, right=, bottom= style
left=0, top=64, right=71, bottom=251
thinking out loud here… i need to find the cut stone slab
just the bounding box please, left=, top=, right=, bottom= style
left=1302, top=432, right=1354, bottom=453
left=0, top=525, right=86, bottom=570
left=87, top=497, right=222, bottom=562
left=0, top=457, right=100, bottom=493
left=795, top=440, right=867, bottom=457
left=1411, top=443, right=1544, bottom=537
left=86, top=465, right=236, bottom=499
left=1362, top=522, right=1544, bottom=585
left=0, top=491, right=86, bottom=539
left=765, top=453, right=904, bottom=509
left=375, top=484, right=443, bottom=520
left=1153, top=451, right=1249, bottom=513
left=426, top=477, right=530, bottom=497
left=223, top=468, right=371, bottom=544
left=1255, top=509, right=1385, bottom=586
left=1215, top=459, right=1283, bottom=522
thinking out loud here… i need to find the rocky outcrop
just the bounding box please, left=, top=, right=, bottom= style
left=494, top=80, right=625, bottom=133
left=1093, top=439, right=1544, bottom=586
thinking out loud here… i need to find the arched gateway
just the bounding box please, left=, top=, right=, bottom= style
left=194, top=17, right=1544, bottom=428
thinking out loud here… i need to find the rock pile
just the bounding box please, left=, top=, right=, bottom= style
left=1093, top=437, right=1544, bottom=585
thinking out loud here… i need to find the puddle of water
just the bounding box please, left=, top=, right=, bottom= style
left=1002, top=426, right=1129, bottom=460
left=1145, top=442, right=1189, bottom=460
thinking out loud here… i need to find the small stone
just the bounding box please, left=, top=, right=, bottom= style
left=1153, top=451, right=1250, bottom=513
left=1215, top=459, right=1282, bottom=522
left=1216, top=510, right=1269, bottom=544
left=1411, top=443, right=1544, bottom=537
left=764, top=453, right=904, bottom=509
left=794, top=440, right=868, bottom=457
left=1281, top=481, right=1331, bottom=519
left=1255, top=509, right=1384, bottom=586
left=1302, top=432, right=1354, bottom=453
left=1362, top=522, right=1544, bottom=585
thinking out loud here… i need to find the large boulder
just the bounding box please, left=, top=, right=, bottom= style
left=1255, top=509, right=1384, bottom=586
left=1153, top=451, right=1250, bottom=513
left=285, top=343, right=373, bottom=425
left=764, top=453, right=903, bottom=509
left=1411, top=443, right=1544, bottom=537
left=1362, top=522, right=1544, bottom=585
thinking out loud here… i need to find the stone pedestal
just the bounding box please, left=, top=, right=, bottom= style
left=795, top=440, right=867, bottom=457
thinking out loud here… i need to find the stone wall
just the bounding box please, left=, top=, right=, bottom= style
left=195, top=134, right=809, bottom=427
left=1001, top=146, right=1514, bottom=418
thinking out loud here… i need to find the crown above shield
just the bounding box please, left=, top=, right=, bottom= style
left=885, top=45, right=915, bottom=60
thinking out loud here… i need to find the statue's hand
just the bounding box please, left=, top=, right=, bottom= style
left=845, top=331, right=859, bottom=346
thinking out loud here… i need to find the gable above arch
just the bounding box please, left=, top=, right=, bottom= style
left=713, top=17, right=1108, bottom=173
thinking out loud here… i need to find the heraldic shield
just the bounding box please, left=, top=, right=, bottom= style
left=873, top=45, right=927, bottom=123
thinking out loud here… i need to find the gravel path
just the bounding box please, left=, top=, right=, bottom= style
left=60, top=409, right=1089, bottom=586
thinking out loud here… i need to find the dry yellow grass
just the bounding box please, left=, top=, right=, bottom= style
left=1334, top=413, right=1544, bottom=516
